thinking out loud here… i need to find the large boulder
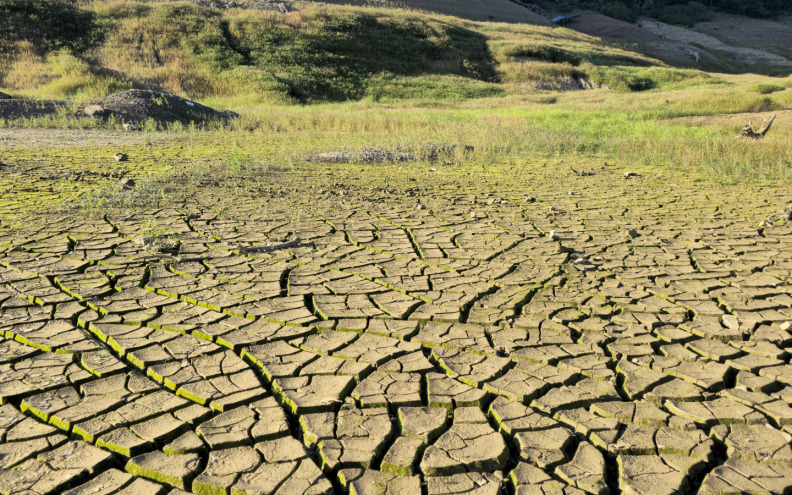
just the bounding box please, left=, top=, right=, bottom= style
left=92, top=89, right=237, bottom=125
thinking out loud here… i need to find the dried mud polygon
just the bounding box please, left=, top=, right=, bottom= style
left=2, top=132, right=792, bottom=494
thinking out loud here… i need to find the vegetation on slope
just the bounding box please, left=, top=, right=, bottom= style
left=0, top=1, right=790, bottom=183
left=0, top=0, right=102, bottom=54
left=566, top=0, right=790, bottom=26
left=0, top=0, right=714, bottom=102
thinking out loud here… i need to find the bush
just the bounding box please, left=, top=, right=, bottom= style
left=0, top=0, right=102, bottom=54
left=587, top=66, right=655, bottom=91
left=599, top=1, right=639, bottom=22
left=655, top=2, right=711, bottom=27
left=365, top=74, right=503, bottom=102
left=749, top=82, right=787, bottom=94
left=498, top=44, right=581, bottom=66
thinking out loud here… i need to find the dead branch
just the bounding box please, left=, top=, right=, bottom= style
left=741, top=114, right=776, bottom=139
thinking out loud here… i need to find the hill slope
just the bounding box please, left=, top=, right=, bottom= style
left=0, top=0, right=714, bottom=103
left=316, top=0, right=551, bottom=24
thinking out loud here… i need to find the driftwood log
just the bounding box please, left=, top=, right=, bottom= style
left=741, top=114, right=776, bottom=139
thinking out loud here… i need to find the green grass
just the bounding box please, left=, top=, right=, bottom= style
left=0, top=1, right=790, bottom=184
left=748, top=81, right=792, bottom=94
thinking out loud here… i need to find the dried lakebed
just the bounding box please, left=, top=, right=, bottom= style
left=2, top=132, right=792, bottom=494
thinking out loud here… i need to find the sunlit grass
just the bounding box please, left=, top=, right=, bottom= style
left=1, top=0, right=790, bottom=183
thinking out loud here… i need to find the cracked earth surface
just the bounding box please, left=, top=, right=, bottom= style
left=2, top=131, right=792, bottom=494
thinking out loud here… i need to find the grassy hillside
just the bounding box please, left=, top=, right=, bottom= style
left=1, top=1, right=791, bottom=183
left=0, top=0, right=715, bottom=102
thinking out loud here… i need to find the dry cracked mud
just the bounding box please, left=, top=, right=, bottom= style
left=2, top=129, right=792, bottom=494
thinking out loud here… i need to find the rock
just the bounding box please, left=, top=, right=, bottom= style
left=83, top=105, right=108, bottom=117
left=114, top=153, right=128, bottom=162
left=122, top=123, right=140, bottom=131
left=307, top=151, right=414, bottom=164
left=118, top=179, right=135, bottom=190
left=722, top=314, right=740, bottom=331
left=628, top=229, right=640, bottom=239
left=625, top=171, right=640, bottom=178
left=0, top=92, right=10, bottom=100
left=93, top=89, right=236, bottom=125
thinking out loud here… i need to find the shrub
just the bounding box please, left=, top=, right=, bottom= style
left=748, top=82, right=787, bottom=94
left=0, top=0, right=101, bottom=54
left=655, top=2, right=711, bottom=27
left=498, top=44, right=581, bottom=66
left=586, top=66, right=655, bottom=91
left=599, top=1, right=639, bottom=22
